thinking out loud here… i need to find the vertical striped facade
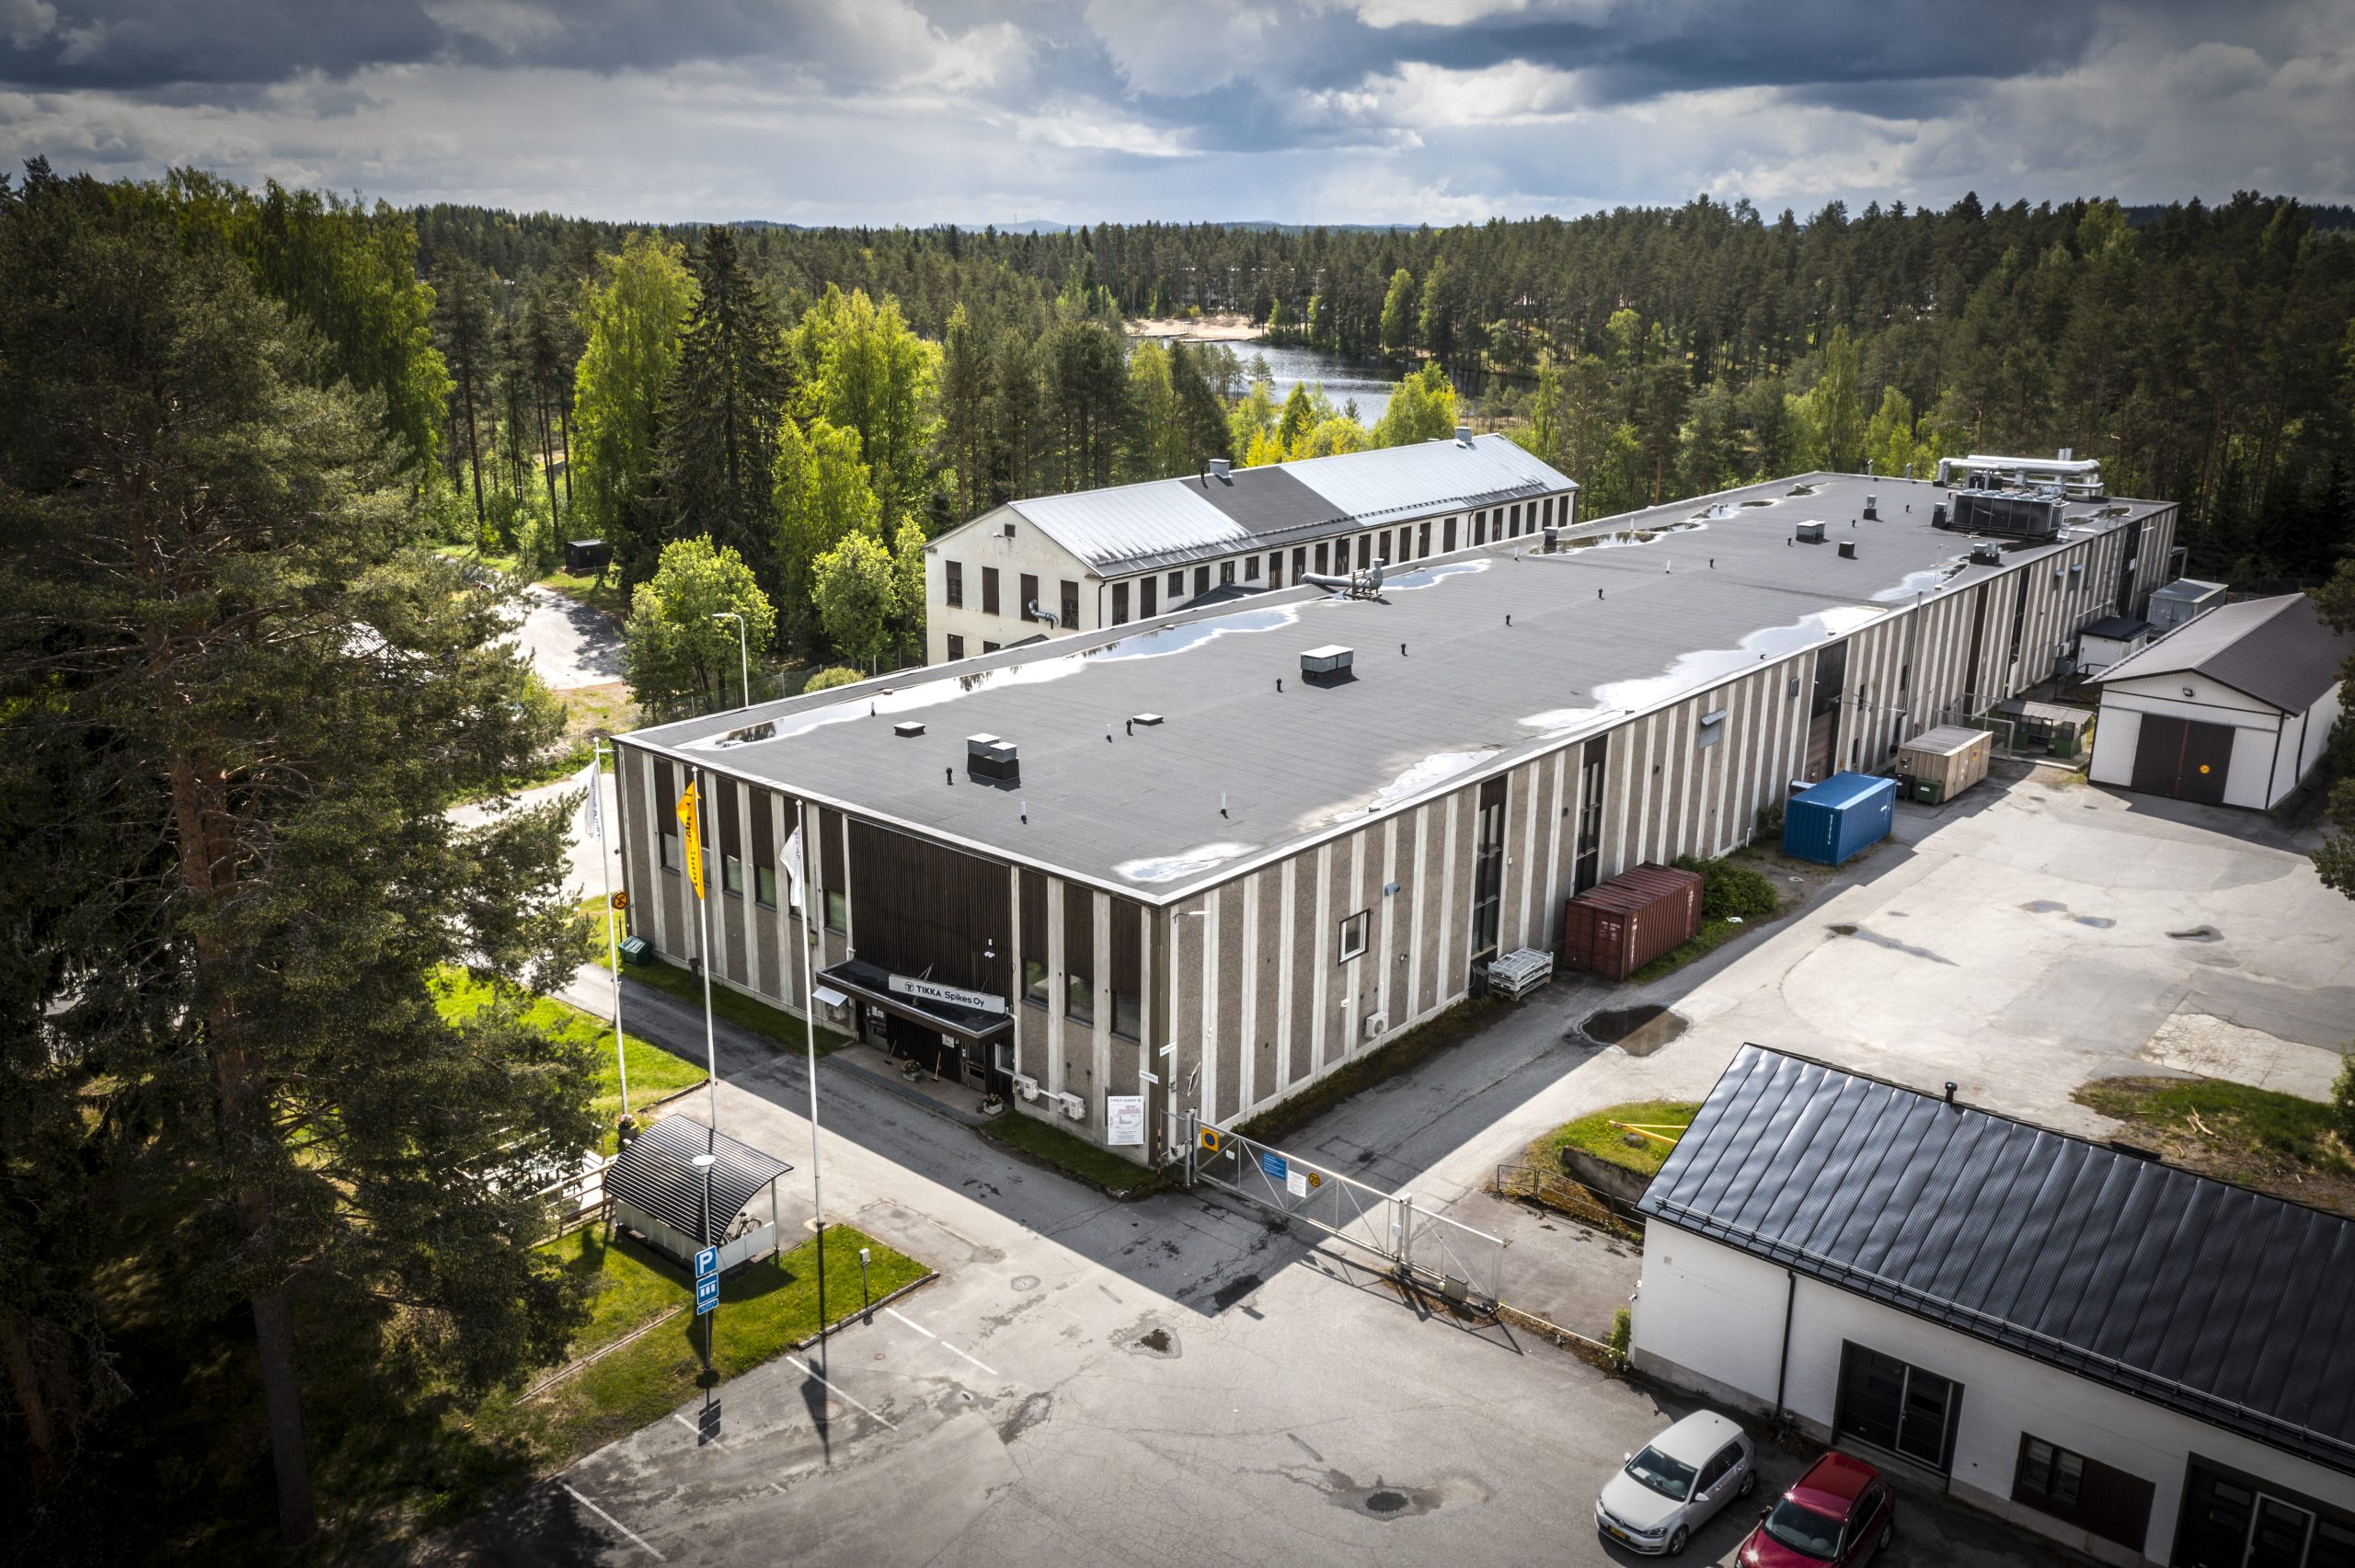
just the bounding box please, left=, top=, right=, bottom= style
left=614, top=501, right=2177, bottom=1161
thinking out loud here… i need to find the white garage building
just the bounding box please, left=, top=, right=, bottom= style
left=1634, top=1047, right=2355, bottom=1568
left=2088, top=593, right=2351, bottom=809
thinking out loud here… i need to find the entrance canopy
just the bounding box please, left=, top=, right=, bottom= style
left=605, top=1116, right=791, bottom=1248
left=821, top=957, right=1012, bottom=1047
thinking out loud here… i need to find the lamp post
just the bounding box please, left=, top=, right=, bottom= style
left=714, top=611, right=750, bottom=711
left=692, top=1150, right=718, bottom=1375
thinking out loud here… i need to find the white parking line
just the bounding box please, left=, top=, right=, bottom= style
left=785, top=1355, right=898, bottom=1430
left=560, top=1482, right=667, bottom=1562
left=886, top=1306, right=1001, bottom=1378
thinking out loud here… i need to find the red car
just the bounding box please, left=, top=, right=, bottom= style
left=1738, top=1451, right=1895, bottom=1566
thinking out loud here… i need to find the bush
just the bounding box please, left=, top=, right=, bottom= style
left=1675, top=853, right=1776, bottom=920
left=802, top=666, right=861, bottom=692
left=1754, top=801, right=1785, bottom=841
left=1606, top=1306, right=1632, bottom=1366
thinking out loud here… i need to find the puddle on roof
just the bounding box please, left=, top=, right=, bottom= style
left=1375, top=559, right=1489, bottom=591
left=1113, top=841, right=1258, bottom=884
left=1872, top=561, right=1969, bottom=602
left=1517, top=602, right=1889, bottom=736
left=1739, top=498, right=1778, bottom=508
left=1328, top=748, right=1500, bottom=824
left=678, top=606, right=1305, bottom=750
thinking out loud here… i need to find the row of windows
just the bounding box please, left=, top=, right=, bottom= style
left=941, top=492, right=1571, bottom=642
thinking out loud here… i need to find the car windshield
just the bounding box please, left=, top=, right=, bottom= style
left=1762, top=1499, right=1844, bottom=1559
left=1626, top=1446, right=1697, bottom=1501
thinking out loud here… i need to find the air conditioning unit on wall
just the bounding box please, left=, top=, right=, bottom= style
left=1058, top=1092, right=1086, bottom=1122
left=1013, top=1074, right=1040, bottom=1102
left=1362, top=1011, right=1389, bottom=1043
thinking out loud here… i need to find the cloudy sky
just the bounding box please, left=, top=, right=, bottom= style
left=2, top=0, right=2349, bottom=225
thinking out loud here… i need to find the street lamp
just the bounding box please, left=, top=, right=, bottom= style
left=692, top=1150, right=718, bottom=1375
left=713, top=612, right=750, bottom=711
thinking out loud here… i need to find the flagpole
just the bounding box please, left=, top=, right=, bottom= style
left=800, top=801, right=827, bottom=1342
left=595, top=739, right=629, bottom=1121
left=695, top=767, right=720, bottom=1132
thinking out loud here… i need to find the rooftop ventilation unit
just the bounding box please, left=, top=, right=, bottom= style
left=892, top=720, right=925, bottom=738
left=1299, top=645, right=1355, bottom=685
left=966, top=733, right=1019, bottom=784
left=1969, top=543, right=2004, bottom=567
left=1950, top=489, right=2064, bottom=542
left=1795, top=521, right=1826, bottom=544
left=1453, top=425, right=1474, bottom=446
left=1837, top=541, right=1857, bottom=559
left=1208, top=457, right=1232, bottom=480
left=1863, top=493, right=1878, bottom=520
left=1931, top=501, right=1948, bottom=529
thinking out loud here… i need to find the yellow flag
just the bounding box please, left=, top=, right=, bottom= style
left=676, top=779, right=705, bottom=900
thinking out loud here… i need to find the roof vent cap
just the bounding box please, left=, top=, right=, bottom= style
left=965, top=733, right=1019, bottom=783
left=1299, top=645, right=1355, bottom=685
left=1795, top=521, right=1826, bottom=544
left=1453, top=425, right=1474, bottom=446
left=1209, top=457, right=1232, bottom=480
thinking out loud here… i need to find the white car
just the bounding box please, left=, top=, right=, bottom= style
left=1594, top=1409, right=1756, bottom=1556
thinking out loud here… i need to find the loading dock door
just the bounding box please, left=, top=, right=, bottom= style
left=2129, top=714, right=2234, bottom=805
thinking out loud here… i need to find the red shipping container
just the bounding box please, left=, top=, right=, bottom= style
left=1561, top=864, right=1704, bottom=979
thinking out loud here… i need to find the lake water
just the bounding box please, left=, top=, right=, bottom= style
left=1247, top=343, right=1399, bottom=429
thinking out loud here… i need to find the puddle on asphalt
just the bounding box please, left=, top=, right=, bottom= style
left=2169, top=926, right=2224, bottom=943
left=1315, top=1473, right=1453, bottom=1520
left=2020, top=899, right=2067, bottom=914
left=1579, top=1004, right=1690, bottom=1057
left=1128, top=1326, right=1180, bottom=1358
left=2074, top=915, right=2115, bottom=929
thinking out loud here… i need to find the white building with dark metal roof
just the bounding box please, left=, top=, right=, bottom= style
left=920, top=431, right=1578, bottom=664
left=2088, top=593, right=2350, bottom=809
left=1634, top=1045, right=2355, bottom=1568
left=614, top=471, right=2176, bottom=1165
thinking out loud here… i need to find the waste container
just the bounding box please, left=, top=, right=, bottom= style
left=618, top=935, right=651, bottom=967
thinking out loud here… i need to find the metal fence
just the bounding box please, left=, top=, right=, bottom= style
left=1187, top=1114, right=1507, bottom=1308
left=1493, top=1162, right=1637, bottom=1240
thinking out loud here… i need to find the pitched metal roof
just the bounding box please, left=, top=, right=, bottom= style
left=605, top=1116, right=792, bottom=1248
left=1641, top=1045, right=2355, bottom=1477
left=996, top=434, right=1574, bottom=577
left=2093, top=593, right=2352, bottom=713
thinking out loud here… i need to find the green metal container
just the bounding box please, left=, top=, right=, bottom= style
left=619, top=935, right=651, bottom=967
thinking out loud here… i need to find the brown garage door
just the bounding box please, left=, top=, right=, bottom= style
left=2129, top=713, right=2234, bottom=805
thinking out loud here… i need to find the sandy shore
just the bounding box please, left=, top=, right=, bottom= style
left=1125, top=314, right=1266, bottom=342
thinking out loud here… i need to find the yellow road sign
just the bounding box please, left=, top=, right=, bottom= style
left=1199, top=1127, right=1223, bottom=1154
left=612, top=890, right=629, bottom=910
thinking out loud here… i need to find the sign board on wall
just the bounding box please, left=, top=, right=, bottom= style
left=888, top=972, right=1007, bottom=1014
left=1107, top=1095, right=1145, bottom=1146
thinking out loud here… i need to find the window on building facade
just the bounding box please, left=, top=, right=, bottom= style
left=1473, top=511, right=1487, bottom=545
left=1167, top=569, right=1184, bottom=601
left=1338, top=910, right=1368, bottom=962
left=1112, top=989, right=1141, bottom=1039
left=1315, top=541, right=1330, bottom=575
left=1220, top=560, right=1235, bottom=586
left=982, top=565, right=1000, bottom=615
left=982, top=641, right=1000, bottom=654
left=1245, top=555, right=1260, bottom=580
left=723, top=854, right=744, bottom=897
left=751, top=793, right=777, bottom=907
left=1444, top=516, right=1457, bottom=552
left=1020, top=572, right=1040, bottom=622
left=1419, top=521, right=1430, bottom=556
left=946, top=559, right=963, bottom=607
left=824, top=889, right=847, bottom=933
left=1112, top=583, right=1130, bottom=624
left=1356, top=533, right=1372, bottom=569
left=1292, top=546, right=1306, bottom=582
left=1141, top=576, right=1157, bottom=617
left=1020, top=869, right=1048, bottom=1007
left=1267, top=552, right=1281, bottom=588
left=947, top=634, right=965, bottom=660
left=1194, top=565, right=1210, bottom=597
left=2013, top=1437, right=2158, bottom=1554
left=1469, top=776, right=1506, bottom=957
left=1061, top=578, right=1079, bottom=627
left=1064, top=888, right=1094, bottom=1024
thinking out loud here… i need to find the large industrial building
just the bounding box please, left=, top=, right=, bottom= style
left=1636, top=1046, right=2354, bottom=1568
left=613, top=466, right=2177, bottom=1163
left=919, top=431, right=1579, bottom=665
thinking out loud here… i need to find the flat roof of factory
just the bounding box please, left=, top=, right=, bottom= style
left=628, top=473, right=2170, bottom=901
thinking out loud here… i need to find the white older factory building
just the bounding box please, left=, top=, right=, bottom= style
left=1636, top=1046, right=2355, bottom=1568
left=919, top=432, right=1579, bottom=665
left=613, top=464, right=2177, bottom=1164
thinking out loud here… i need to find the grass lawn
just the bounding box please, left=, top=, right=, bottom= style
left=477, top=1224, right=928, bottom=1470
left=2074, top=1076, right=2355, bottom=1214
left=1625, top=914, right=1750, bottom=984
left=982, top=1110, right=1161, bottom=1195
left=1531, top=1100, right=1702, bottom=1179
left=579, top=900, right=853, bottom=1058
left=433, top=967, right=706, bottom=1150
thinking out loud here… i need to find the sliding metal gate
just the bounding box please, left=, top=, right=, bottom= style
left=1185, top=1113, right=1506, bottom=1308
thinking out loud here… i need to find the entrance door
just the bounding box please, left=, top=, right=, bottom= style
left=2130, top=714, right=2234, bottom=804
left=2172, top=1461, right=2355, bottom=1568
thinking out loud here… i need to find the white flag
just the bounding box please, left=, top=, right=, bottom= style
left=781, top=825, right=804, bottom=914
left=573, top=757, right=603, bottom=843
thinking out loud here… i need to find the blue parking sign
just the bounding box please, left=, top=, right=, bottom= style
left=695, top=1276, right=719, bottom=1315
left=695, top=1246, right=718, bottom=1281
left=1259, top=1150, right=1287, bottom=1180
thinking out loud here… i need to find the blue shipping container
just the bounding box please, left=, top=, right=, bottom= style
left=1782, top=773, right=1897, bottom=865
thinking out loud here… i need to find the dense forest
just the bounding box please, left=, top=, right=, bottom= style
left=406, top=190, right=2355, bottom=621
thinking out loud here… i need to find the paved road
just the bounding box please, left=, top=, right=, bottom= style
left=507, top=583, right=626, bottom=691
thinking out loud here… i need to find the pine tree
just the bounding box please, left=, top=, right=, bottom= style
left=572, top=233, right=697, bottom=589
left=435, top=262, right=495, bottom=532
left=660, top=229, right=792, bottom=588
